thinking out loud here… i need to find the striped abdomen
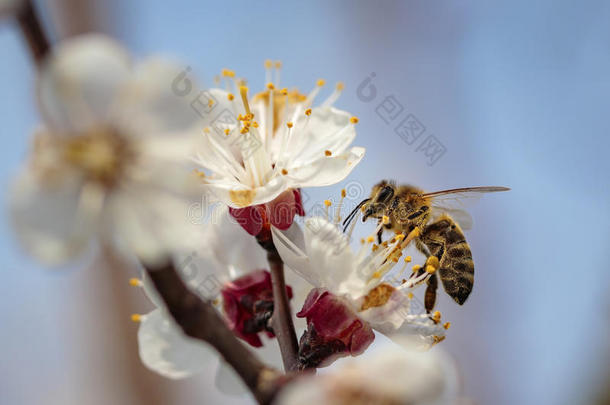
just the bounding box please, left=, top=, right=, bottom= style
left=421, top=215, right=474, bottom=305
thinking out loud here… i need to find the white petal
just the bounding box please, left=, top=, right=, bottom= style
left=111, top=58, right=203, bottom=135
left=37, top=34, right=131, bottom=132
left=284, top=147, right=365, bottom=188
left=271, top=223, right=320, bottom=287
left=9, top=168, right=99, bottom=266
left=203, top=175, right=288, bottom=208
left=137, top=309, right=216, bottom=379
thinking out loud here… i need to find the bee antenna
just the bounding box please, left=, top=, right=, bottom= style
left=342, top=198, right=369, bottom=232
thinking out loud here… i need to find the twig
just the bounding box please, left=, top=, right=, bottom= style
left=16, top=0, right=50, bottom=66
left=267, top=250, right=299, bottom=371
left=144, top=260, right=283, bottom=405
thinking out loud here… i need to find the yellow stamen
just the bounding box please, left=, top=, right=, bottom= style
left=129, top=278, right=141, bottom=287
left=224, top=128, right=230, bottom=135
left=324, top=199, right=332, bottom=207
left=350, top=116, right=359, bottom=124
left=341, top=188, right=347, bottom=198
left=407, top=292, right=414, bottom=299
left=239, top=86, right=252, bottom=115
left=131, top=314, right=142, bottom=323
left=203, top=127, right=210, bottom=133
left=366, top=236, right=375, bottom=243
left=227, top=93, right=235, bottom=101
left=305, top=108, right=312, bottom=116
left=275, top=60, right=282, bottom=69
left=280, top=88, right=288, bottom=95
left=252, top=121, right=259, bottom=128
left=382, top=215, right=390, bottom=224
left=371, top=270, right=381, bottom=278
left=317, top=79, right=326, bottom=87
left=208, top=99, right=214, bottom=107
left=404, top=255, right=412, bottom=263
left=264, top=60, right=273, bottom=69
left=336, top=82, right=345, bottom=91
left=372, top=244, right=379, bottom=252
left=325, top=150, right=332, bottom=156
left=287, top=122, right=293, bottom=128
left=412, top=264, right=422, bottom=273
left=443, top=322, right=451, bottom=330
left=425, top=265, right=437, bottom=274
left=281, top=169, right=288, bottom=175
left=432, top=311, right=442, bottom=323
left=266, top=82, right=275, bottom=90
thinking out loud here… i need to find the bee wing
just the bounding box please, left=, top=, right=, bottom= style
left=425, top=187, right=509, bottom=230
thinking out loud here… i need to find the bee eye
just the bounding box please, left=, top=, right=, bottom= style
left=377, top=186, right=394, bottom=203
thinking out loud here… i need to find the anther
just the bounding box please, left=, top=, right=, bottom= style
left=317, top=79, right=326, bottom=87
left=382, top=215, right=390, bottom=224
left=443, top=322, right=451, bottom=330
left=404, top=255, right=412, bottom=263
left=287, top=122, right=293, bottom=128
left=264, top=60, right=273, bottom=69
left=305, top=108, right=312, bottom=116
left=239, top=86, right=252, bottom=115
left=324, top=200, right=332, bottom=207
left=325, top=150, right=332, bottom=156
left=366, top=236, right=375, bottom=243
left=336, top=82, right=345, bottom=91
left=224, top=128, right=230, bottom=135
left=227, top=93, right=235, bottom=101
left=432, top=311, right=441, bottom=323
left=129, top=278, right=142, bottom=287
left=350, top=116, right=359, bottom=124
left=266, top=82, right=275, bottom=90
left=412, top=264, right=422, bottom=273
left=341, top=189, right=347, bottom=198
left=131, top=314, right=142, bottom=323
left=281, top=168, right=288, bottom=175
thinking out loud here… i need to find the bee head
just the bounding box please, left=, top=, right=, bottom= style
left=362, top=181, right=395, bottom=221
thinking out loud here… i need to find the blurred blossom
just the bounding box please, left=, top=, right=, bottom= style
left=136, top=206, right=306, bottom=394
left=192, top=64, right=365, bottom=213
left=274, top=341, right=460, bottom=405
left=272, top=215, right=448, bottom=367
left=9, top=34, right=203, bottom=267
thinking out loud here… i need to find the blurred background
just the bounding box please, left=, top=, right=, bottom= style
left=1, top=0, right=609, bottom=404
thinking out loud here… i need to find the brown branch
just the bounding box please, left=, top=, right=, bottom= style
left=267, top=250, right=299, bottom=372
left=16, top=0, right=50, bottom=66
left=143, top=260, right=284, bottom=405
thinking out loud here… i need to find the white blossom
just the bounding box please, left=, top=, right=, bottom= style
left=10, top=34, right=203, bottom=266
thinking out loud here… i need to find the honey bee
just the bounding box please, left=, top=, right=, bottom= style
left=343, top=181, right=509, bottom=311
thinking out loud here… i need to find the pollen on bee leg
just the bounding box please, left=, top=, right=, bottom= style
left=432, top=311, right=442, bottom=323
left=128, top=278, right=142, bottom=287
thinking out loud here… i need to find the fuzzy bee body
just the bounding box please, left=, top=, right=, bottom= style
left=345, top=180, right=508, bottom=310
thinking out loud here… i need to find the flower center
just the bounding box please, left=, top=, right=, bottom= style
left=63, top=128, right=133, bottom=188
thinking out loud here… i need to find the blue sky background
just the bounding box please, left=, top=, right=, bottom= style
left=1, top=1, right=609, bottom=404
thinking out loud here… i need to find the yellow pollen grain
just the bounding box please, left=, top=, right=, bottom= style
left=324, top=199, right=332, bottom=207
left=336, top=82, right=345, bottom=91
left=412, top=264, right=422, bottom=273
left=227, top=93, right=235, bottom=101
left=426, top=256, right=440, bottom=269
left=382, top=215, right=390, bottom=224
left=404, top=255, right=412, bottom=263
left=366, top=236, right=375, bottom=243
left=305, top=108, right=312, bottom=116
left=350, top=116, right=359, bottom=124
left=443, top=322, right=451, bottom=330
left=341, top=189, right=346, bottom=198
left=266, top=82, right=275, bottom=90
left=264, top=59, right=273, bottom=68
left=130, top=314, right=142, bottom=323
left=325, top=150, right=332, bottom=156
left=281, top=169, right=288, bottom=175
left=317, top=79, right=326, bottom=87
left=287, top=122, right=293, bottom=128
left=129, top=278, right=141, bottom=287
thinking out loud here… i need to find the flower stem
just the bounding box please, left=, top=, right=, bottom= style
left=143, top=260, right=282, bottom=405
left=267, top=250, right=299, bottom=371
left=16, top=0, right=50, bottom=66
